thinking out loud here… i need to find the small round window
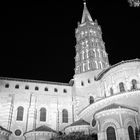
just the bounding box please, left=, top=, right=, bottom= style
left=15, top=129, right=22, bottom=136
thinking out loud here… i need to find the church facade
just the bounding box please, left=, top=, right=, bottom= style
left=0, top=2, right=140, bottom=140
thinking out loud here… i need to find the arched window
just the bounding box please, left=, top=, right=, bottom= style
left=63, top=89, right=67, bottom=93
left=25, top=85, right=29, bottom=90
left=99, top=61, right=103, bottom=69
left=88, top=50, right=94, bottom=58
left=44, top=87, right=48, bottom=91
left=15, top=84, right=19, bottom=89
left=128, top=126, right=135, bottom=140
left=62, top=109, right=68, bottom=123
left=82, top=51, right=85, bottom=60
left=89, top=96, right=94, bottom=104
left=17, top=106, right=24, bottom=121
left=131, top=79, right=137, bottom=90
left=106, top=126, right=116, bottom=140
left=40, top=107, right=46, bottom=122
left=5, top=83, right=9, bottom=88
left=110, top=88, right=113, bottom=95
left=80, top=65, right=83, bottom=73
left=54, top=88, right=58, bottom=92
left=35, top=86, right=39, bottom=90
left=119, top=82, right=125, bottom=92
left=75, top=54, right=80, bottom=62
left=88, top=79, right=91, bottom=83
left=81, top=81, right=84, bottom=86
left=81, top=31, right=84, bottom=38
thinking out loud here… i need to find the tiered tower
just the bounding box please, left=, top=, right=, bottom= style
left=75, top=2, right=109, bottom=74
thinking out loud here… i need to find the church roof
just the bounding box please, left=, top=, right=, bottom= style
left=34, top=125, right=57, bottom=133
left=0, top=126, right=12, bottom=133
left=65, top=119, right=90, bottom=129
left=24, top=125, right=57, bottom=134
left=94, top=103, right=138, bottom=115
left=95, top=59, right=140, bottom=81
left=81, top=1, right=93, bottom=24
left=0, top=77, right=71, bottom=86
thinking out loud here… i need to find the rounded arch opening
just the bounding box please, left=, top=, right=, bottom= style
left=106, top=126, right=116, bottom=140
left=119, top=82, right=125, bottom=92
left=89, top=96, right=94, bottom=104
left=128, top=126, right=135, bottom=140
left=16, top=106, right=24, bottom=121
left=40, top=107, right=46, bottom=122
left=131, top=79, right=137, bottom=90
left=62, top=109, right=68, bottom=123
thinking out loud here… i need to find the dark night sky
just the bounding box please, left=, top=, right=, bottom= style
left=0, top=0, right=140, bottom=83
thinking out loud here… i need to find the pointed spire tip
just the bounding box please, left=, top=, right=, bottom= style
left=81, top=0, right=93, bottom=24
left=83, top=0, right=86, bottom=5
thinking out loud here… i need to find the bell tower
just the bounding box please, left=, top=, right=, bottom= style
left=75, top=1, right=109, bottom=74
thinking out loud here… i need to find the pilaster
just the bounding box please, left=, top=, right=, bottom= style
left=98, top=132, right=105, bottom=140
left=26, top=94, right=37, bottom=132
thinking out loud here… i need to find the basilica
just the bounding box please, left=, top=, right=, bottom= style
left=0, top=2, right=140, bottom=140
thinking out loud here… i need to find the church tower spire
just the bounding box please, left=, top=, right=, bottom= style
left=74, top=1, right=109, bottom=74
left=81, top=1, right=93, bottom=23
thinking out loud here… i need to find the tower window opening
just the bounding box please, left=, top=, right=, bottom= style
left=91, top=61, right=95, bottom=70
left=84, top=51, right=87, bottom=59
left=131, top=79, right=137, bottom=90
left=119, top=82, right=125, bottom=93
left=5, top=83, right=9, bottom=88
left=89, top=29, right=94, bottom=36
left=15, top=84, right=19, bottom=89
left=95, top=61, right=98, bottom=69
left=87, top=61, right=90, bottom=70
left=85, top=39, right=88, bottom=47
left=83, top=63, right=85, bottom=72
left=75, top=54, right=80, bottom=62
left=97, top=49, right=101, bottom=58
left=76, top=34, right=80, bottom=41
left=88, top=50, right=92, bottom=58
left=82, top=51, right=85, bottom=60
left=81, top=41, right=85, bottom=48
left=81, top=31, right=84, bottom=38
left=35, top=86, right=39, bottom=90
left=79, top=53, right=82, bottom=62
left=94, top=49, right=96, bottom=57
left=99, top=61, right=102, bottom=69
left=85, top=31, right=88, bottom=36
left=89, top=96, right=94, bottom=104
left=84, top=63, right=88, bottom=71
left=80, top=65, right=83, bottom=73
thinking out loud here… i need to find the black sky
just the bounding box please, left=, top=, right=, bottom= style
left=0, top=0, right=140, bottom=83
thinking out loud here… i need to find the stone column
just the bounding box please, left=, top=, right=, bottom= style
left=26, top=94, right=37, bottom=132
left=117, top=128, right=128, bottom=140
left=7, top=94, right=15, bottom=130
left=98, top=132, right=105, bottom=140
left=123, top=128, right=129, bottom=140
